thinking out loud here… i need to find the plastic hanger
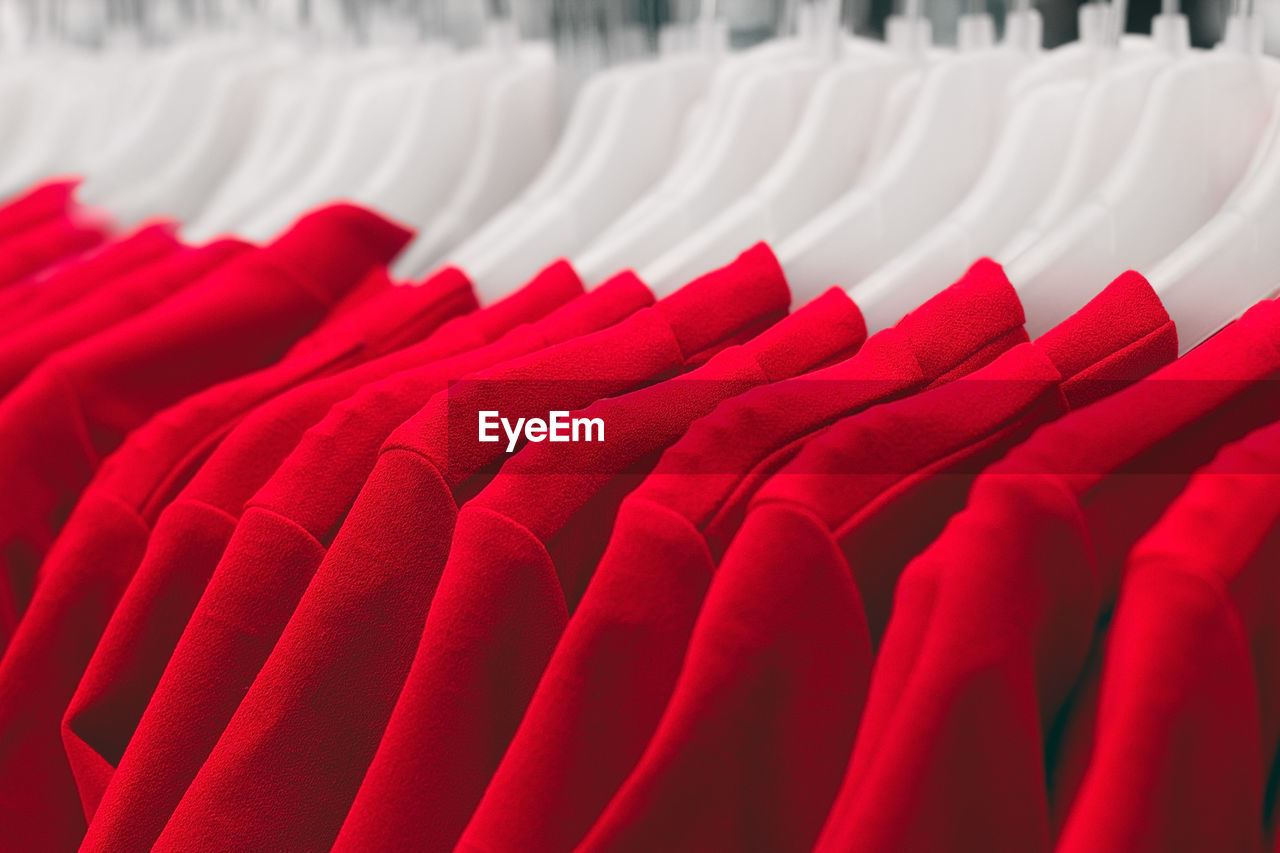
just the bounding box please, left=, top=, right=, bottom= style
left=236, top=40, right=451, bottom=240
left=448, top=32, right=718, bottom=301
left=775, top=0, right=1027, bottom=321
left=1148, top=8, right=1280, bottom=350
left=188, top=46, right=414, bottom=238
left=573, top=0, right=845, bottom=286
left=998, top=48, right=1178, bottom=259
left=71, top=33, right=253, bottom=207
left=1007, top=0, right=1280, bottom=337
left=353, top=12, right=529, bottom=230
left=103, top=42, right=297, bottom=224
left=849, top=3, right=1190, bottom=327
left=390, top=41, right=557, bottom=278
left=639, top=7, right=915, bottom=295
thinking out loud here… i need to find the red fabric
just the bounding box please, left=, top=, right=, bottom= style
left=0, top=237, right=236, bottom=397
left=575, top=272, right=1175, bottom=853
left=0, top=204, right=409, bottom=643
left=151, top=247, right=792, bottom=852
left=61, top=265, right=575, bottom=820
left=336, top=278, right=866, bottom=850
left=0, top=178, right=80, bottom=245
left=814, top=298, right=1280, bottom=853
left=0, top=222, right=180, bottom=337
left=457, top=258, right=1027, bottom=853
left=81, top=265, right=650, bottom=853
left=0, top=204, right=414, bottom=853
left=0, top=207, right=113, bottom=289
left=1055, top=423, right=1280, bottom=853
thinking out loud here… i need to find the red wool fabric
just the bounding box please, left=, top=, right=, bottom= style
left=0, top=238, right=241, bottom=397
left=575, top=272, right=1175, bottom=853
left=335, top=261, right=866, bottom=852
left=25, top=264, right=473, bottom=822
left=61, top=265, right=576, bottom=819
left=1055, top=423, right=1280, bottom=853
left=0, top=178, right=80, bottom=245
left=0, top=221, right=180, bottom=337
left=814, top=298, right=1280, bottom=853
left=0, top=239, right=250, bottom=632
left=152, top=249, right=791, bottom=852
left=458, top=258, right=1028, bottom=853
left=0, top=204, right=409, bottom=643
left=82, top=265, right=649, bottom=853
left=0, top=206, right=113, bottom=289
left=0, top=205, right=413, bottom=853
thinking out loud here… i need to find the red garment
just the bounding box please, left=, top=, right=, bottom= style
left=82, top=266, right=650, bottom=853
left=0, top=206, right=113, bottom=289
left=576, top=273, right=1175, bottom=853
left=458, top=258, right=1027, bottom=853
left=815, top=298, right=1280, bottom=853
left=153, top=248, right=791, bottom=852
left=62, top=265, right=574, bottom=819
left=0, top=222, right=180, bottom=337
left=0, top=178, right=80, bottom=245
left=336, top=287, right=867, bottom=851
left=0, top=237, right=236, bottom=396
left=1055, top=424, right=1280, bottom=853
left=0, top=205, right=413, bottom=853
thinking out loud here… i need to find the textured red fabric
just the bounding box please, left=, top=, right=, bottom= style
left=0, top=206, right=113, bottom=289
left=0, top=178, right=80, bottom=245
left=457, top=258, right=1027, bottom=853
left=61, top=265, right=575, bottom=820
left=0, top=222, right=180, bottom=337
left=0, top=204, right=411, bottom=643
left=81, top=266, right=650, bottom=853
left=336, top=283, right=867, bottom=851
left=0, top=204, right=414, bottom=853
left=1055, top=423, right=1280, bottom=853
left=152, top=247, right=792, bottom=853
left=814, top=298, right=1280, bottom=853
left=575, top=272, right=1175, bottom=853
left=0, top=238, right=242, bottom=396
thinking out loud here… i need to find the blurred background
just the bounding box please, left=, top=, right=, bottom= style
left=3, top=0, right=1272, bottom=76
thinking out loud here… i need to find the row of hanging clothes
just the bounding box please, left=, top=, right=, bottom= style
left=1, top=0, right=1280, bottom=850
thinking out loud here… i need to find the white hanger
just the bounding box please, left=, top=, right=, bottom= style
left=1149, top=19, right=1280, bottom=349
left=439, top=67, right=626, bottom=267
left=102, top=44, right=296, bottom=224
left=352, top=15, right=529, bottom=230
left=390, top=41, right=557, bottom=278
left=188, top=47, right=414, bottom=239
left=1008, top=1, right=1280, bottom=338
left=775, top=0, right=1026, bottom=322
left=849, top=4, right=1188, bottom=327
left=236, top=47, right=449, bottom=240
left=73, top=35, right=252, bottom=208
left=448, top=48, right=717, bottom=302
left=638, top=11, right=915, bottom=295
left=571, top=16, right=835, bottom=284
left=998, top=49, right=1178, bottom=259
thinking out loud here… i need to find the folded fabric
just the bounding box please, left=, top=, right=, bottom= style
left=82, top=264, right=648, bottom=853
left=459, top=257, right=1028, bottom=853
left=0, top=221, right=180, bottom=336
left=1056, top=421, right=1280, bottom=853
left=574, top=271, right=1175, bottom=853
left=62, top=265, right=573, bottom=819
left=337, top=252, right=866, bottom=853
left=153, top=249, right=792, bottom=852
left=0, top=205, right=113, bottom=289
left=0, top=179, right=81, bottom=246
left=0, top=204, right=413, bottom=853
left=815, top=298, right=1280, bottom=853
